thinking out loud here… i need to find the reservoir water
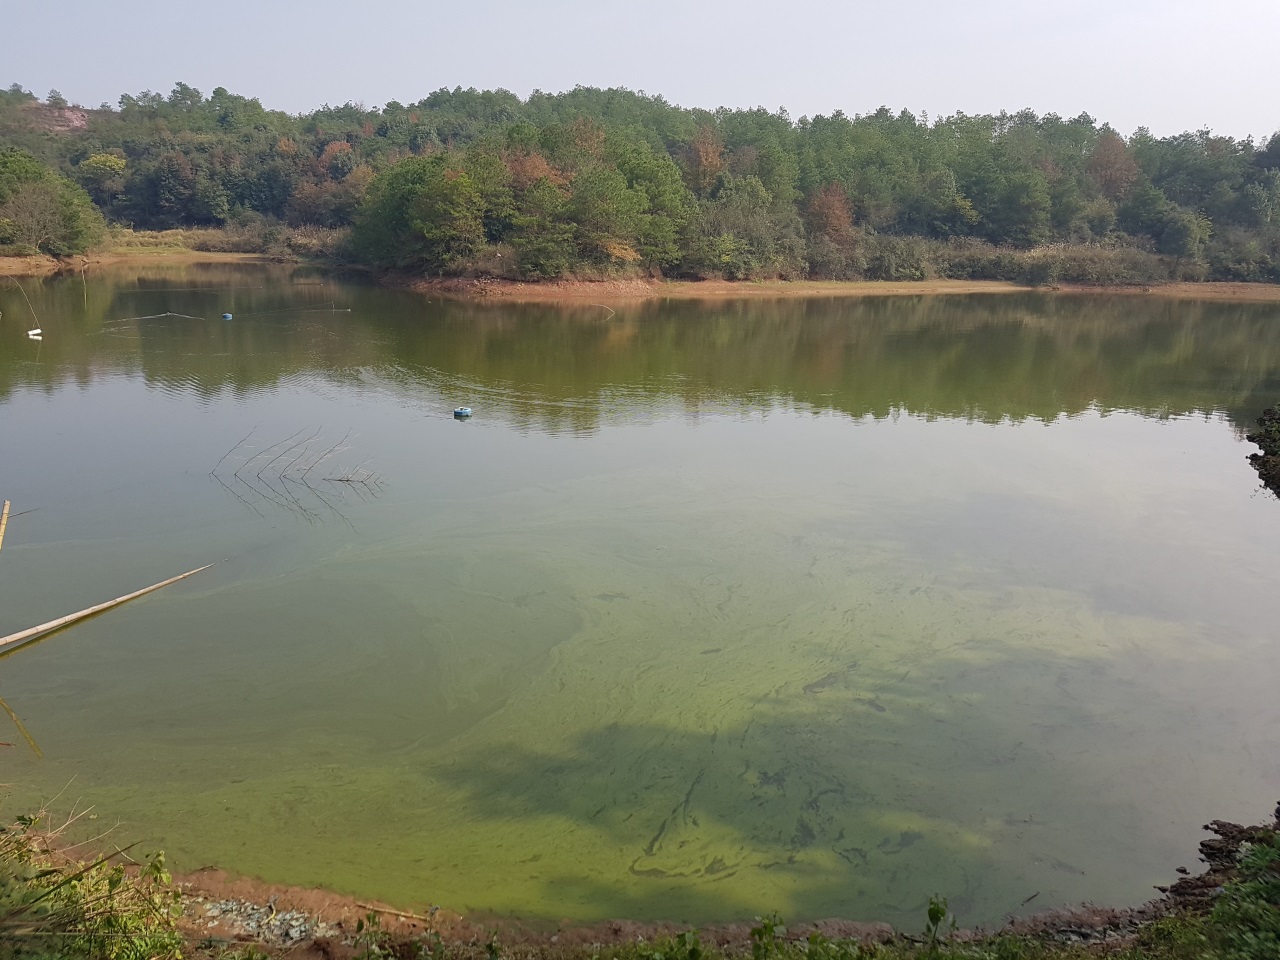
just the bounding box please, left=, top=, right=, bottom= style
left=1, top=263, right=1279, bottom=928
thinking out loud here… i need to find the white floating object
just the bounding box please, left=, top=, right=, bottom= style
left=27, top=328, right=41, bottom=338
left=454, top=407, right=473, bottom=419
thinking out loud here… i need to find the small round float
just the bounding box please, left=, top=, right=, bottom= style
left=222, top=313, right=234, bottom=320
left=453, top=407, right=473, bottom=419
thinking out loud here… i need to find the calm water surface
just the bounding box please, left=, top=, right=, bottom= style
left=1, top=264, right=1279, bottom=927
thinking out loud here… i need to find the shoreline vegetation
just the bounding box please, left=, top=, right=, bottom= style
left=2, top=805, right=1277, bottom=959
left=8, top=236, right=1280, bottom=304
left=3, top=82, right=1280, bottom=291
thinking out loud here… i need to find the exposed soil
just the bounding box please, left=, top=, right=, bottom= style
left=397, top=276, right=1031, bottom=302
left=0, top=254, right=69, bottom=277
left=1058, top=281, right=1280, bottom=302
left=21, top=102, right=90, bottom=134
left=396, top=275, right=1280, bottom=305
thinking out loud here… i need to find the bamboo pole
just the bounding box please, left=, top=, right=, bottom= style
left=355, top=902, right=435, bottom=923
left=0, top=564, right=213, bottom=657
left=0, top=695, right=42, bottom=757
left=0, top=500, right=9, bottom=552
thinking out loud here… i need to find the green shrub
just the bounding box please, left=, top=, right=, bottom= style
left=862, top=235, right=932, bottom=281
left=0, top=148, right=105, bottom=256
left=0, top=810, right=182, bottom=960
left=1208, top=833, right=1280, bottom=959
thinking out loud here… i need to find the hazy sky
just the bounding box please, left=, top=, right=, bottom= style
left=7, top=0, right=1279, bottom=139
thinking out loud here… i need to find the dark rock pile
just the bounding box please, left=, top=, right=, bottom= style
left=1246, top=407, right=1280, bottom=495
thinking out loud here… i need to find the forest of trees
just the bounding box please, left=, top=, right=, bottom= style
left=2, top=81, right=1279, bottom=284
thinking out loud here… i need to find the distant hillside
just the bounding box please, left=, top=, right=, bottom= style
left=1, top=82, right=1278, bottom=283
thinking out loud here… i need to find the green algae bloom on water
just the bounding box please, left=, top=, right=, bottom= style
left=0, top=265, right=1279, bottom=928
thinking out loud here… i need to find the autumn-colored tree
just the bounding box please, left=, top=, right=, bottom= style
left=804, top=183, right=856, bottom=247
left=504, top=149, right=569, bottom=193
left=1088, top=131, right=1140, bottom=202
left=319, top=141, right=356, bottom=180
left=683, top=126, right=725, bottom=196
left=802, top=182, right=860, bottom=277
left=286, top=165, right=374, bottom=227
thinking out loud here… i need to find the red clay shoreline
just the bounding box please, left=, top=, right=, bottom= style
left=395, top=275, right=1280, bottom=304
left=158, top=815, right=1278, bottom=960
left=6, top=251, right=1280, bottom=303
left=169, top=861, right=1136, bottom=955
left=167, top=817, right=1279, bottom=954
left=164, top=844, right=1221, bottom=959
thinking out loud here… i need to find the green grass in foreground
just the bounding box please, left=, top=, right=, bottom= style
left=0, top=811, right=181, bottom=959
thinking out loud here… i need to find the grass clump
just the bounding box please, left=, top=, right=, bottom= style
left=104, top=224, right=351, bottom=260
left=0, top=809, right=182, bottom=960
left=1207, top=831, right=1280, bottom=959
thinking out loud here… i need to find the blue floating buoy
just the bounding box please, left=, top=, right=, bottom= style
left=222, top=313, right=234, bottom=320
left=454, top=407, right=473, bottom=419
